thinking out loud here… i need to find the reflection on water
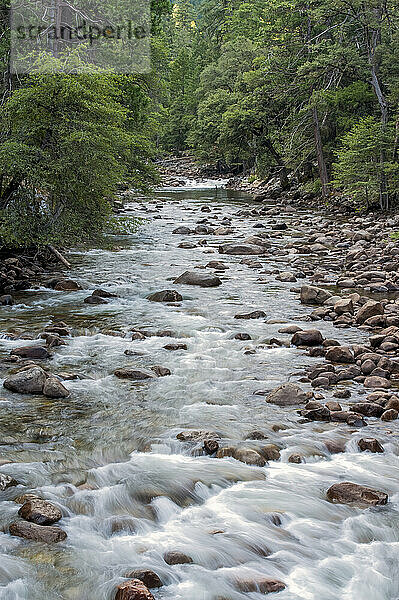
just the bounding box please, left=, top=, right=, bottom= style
left=0, top=183, right=398, bottom=600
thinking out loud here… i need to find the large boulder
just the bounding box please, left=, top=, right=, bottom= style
left=326, top=481, right=388, bottom=507
left=173, top=271, right=222, bottom=287
left=219, top=243, right=265, bottom=255
left=9, top=521, right=67, bottom=543
left=18, top=499, right=62, bottom=525
left=54, top=279, right=81, bottom=291
left=233, top=448, right=266, bottom=466
left=43, top=377, right=70, bottom=398
left=358, top=438, right=384, bottom=453
left=147, top=290, right=183, bottom=302
left=349, top=403, right=384, bottom=418
left=10, top=346, right=50, bottom=359
left=3, top=367, right=47, bottom=394
left=266, top=383, right=307, bottom=406
left=364, top=376, right=391, bottom=389
left=334, top=298, right=354, bottom=315
left=300, top=285, right=331, bottom=305
left=291, top=329, right=324, bottom=346
left=356, top=300, right=384, bottom=324
left=115, top=579, right=155, bottom=600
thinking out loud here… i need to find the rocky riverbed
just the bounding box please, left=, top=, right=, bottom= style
left=0, top=180, right=398, bottom=600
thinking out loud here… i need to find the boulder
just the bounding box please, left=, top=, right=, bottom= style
left=358, top=438, right=384, bottom=453
left=349, top=403, right=383, bottom=418
left=3, top=367, right=47, bottom=394
left=203, top=439, right=219, bottom=455
left=258, top=444, right=281, bottom=461
left=147, top=290, right=183, bottom=302
left=114, top=368, right=156, bottom=380
left=43, top=377, right=70, bottom=398
left=115, top=579, right=155, bottom=600
left=334, top=298, right=354, bottom=315
left=233, top=448, right=266, bottom=466
left=173, top=271, right=222, bottom=287
left=300, top=285, right=331, bottom=305
left=9, top=521, right=67, bottom=543
left=163, top=551, right=193, bottom=565
left=219, top=243, right=265, bottom=255
left=0, top=473, right=18, bottom=491
left=364, top=376, right=391, bottom=389
left=54, top=279, right=81, bottom=291
left=326, top=481, right=388, bottom=507
left=177, top=430, right=219, bottom=442
left=234, top=333, right=252, bottom=340
left=381, top=409, right=398, bottom=421
left=150, top=365, right=171, bottom=377
left=125, top=570, right=162, bottom=589
left=266, top=383, right=307, bottom=406
left=330, top=411, right=366, bottom=427
left=356, top=300, right=384, bottom=324
left=172, top=226, right=191, bottom=234
left=18, top=499, right=62, bottom=525
left=10, top=346, right=50, bottom=360
left=291, top=329, right=324, bottom=346
left=325, top=346, right=354, bottom=364
left=92, top=289, right=118, bottom=298
left=276, top=271, right=297, bottom=282
left=163, top=343, right=187, bottom=351
left=288, top=453, right=302, bottom=464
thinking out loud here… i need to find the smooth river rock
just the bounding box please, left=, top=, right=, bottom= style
left=326, top=482, right=388, bottom=507
left=219, top=243, right=265, bottom=255
left=18, top=499, right=62, bottom=525
left=147, top=290, right=183, bottom=302
left=115, top=579, right=155, bottom=600
left=126, top=570, right=162, bottom=589
left=3, top=367, right=47, bottom=394
left=173, top=270, right=222, bottom=287
left=43, top=376, right=70, bottom=398
left=266, top=383, right=308, bottom=406
left=114, top=368, right=156, bottom=380
left=9, top=521, right=67, bottom=543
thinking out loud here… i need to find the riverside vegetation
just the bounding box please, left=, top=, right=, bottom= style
left=1, top=0, right=399, bottom=599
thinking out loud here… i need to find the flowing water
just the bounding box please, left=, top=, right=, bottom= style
left=0, top=182, right=398, bottom=600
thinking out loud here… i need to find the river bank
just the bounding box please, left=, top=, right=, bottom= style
left=0, top=181, right=398, bottom=600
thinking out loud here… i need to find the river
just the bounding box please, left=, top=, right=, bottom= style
left=0, top=181, right=398, bottom=600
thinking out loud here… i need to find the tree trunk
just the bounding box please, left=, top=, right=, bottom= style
left=312, top=106, right=329, bottom=199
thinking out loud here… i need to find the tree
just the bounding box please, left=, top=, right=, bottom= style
left=0, top=58, right=157, bottom=247
left=333, top=116, right=399, bottom=208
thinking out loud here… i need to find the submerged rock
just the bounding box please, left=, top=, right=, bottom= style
left=9, top=521, right=67, bottom=543
left=10, top=346, right=50, bottom=359
left=326, top=482, right=388, bottom=507
left=114, top=368, right=156, bottom=380
left=235, top=577, right=286, bottom=594
left=163, top=551, right=193, bottom=565
left=234, top=310, right=267, bottom=319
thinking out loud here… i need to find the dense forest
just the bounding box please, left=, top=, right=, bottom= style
left=1, top=0, right=399, bottom=247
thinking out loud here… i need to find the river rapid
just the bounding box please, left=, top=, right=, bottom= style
left=0, top=181, right=398, bottom=600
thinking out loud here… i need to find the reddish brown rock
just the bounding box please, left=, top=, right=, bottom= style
left=9, top=521, right=67, bottom=543
left=18, top=499, right=62, bottom=525
left=381, top=408, right=398, bottom=421
left=326, top=481, right=388, bottom=507
left=115, top=579, right=155, bottom=600
left=163, top=551, right=193, bottom=565
left=358, top=438, right=384, bottom=453
left=235, top=577, right=286, bottom=594
left=125, top=571, right=162, bottom=589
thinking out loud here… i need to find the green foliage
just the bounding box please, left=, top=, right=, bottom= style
left=0, top=57, right=157, bottom=247
left=333, top=117, right=399, bottom=207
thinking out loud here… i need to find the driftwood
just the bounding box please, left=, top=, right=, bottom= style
left=47, top=244, right=71, bottom=269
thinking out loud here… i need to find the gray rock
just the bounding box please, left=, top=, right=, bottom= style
left=356, top=300, right=384, bottom=324
left=300, top=285, right=332, bottom=305
left=219, top=243, right=265, bottom=255
left=10, top=346, right=50, bottom=359
left=43, top=377, right=70, bottom=398
left=3, top=367, right=47, bottom=394
left=147, top=290, right=183, bottom=302
left=266, top=383, right=307, bottom=406
left=173, top=271, right=222, bottom=287
left=291, top=329, right=324, bottom=346
left=114, top=367, right=156, bottom=380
